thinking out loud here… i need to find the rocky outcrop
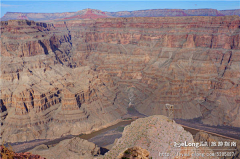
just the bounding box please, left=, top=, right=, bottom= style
left=102, top=115, right=216, bottom=159
left=0, top=145, right=45, bottom=159
left=29, top=137, right=100, bottom=159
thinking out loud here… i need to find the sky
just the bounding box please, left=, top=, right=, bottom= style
left=1, top=1, right=240, bottom=17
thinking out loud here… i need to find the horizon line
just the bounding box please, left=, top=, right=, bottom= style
left=3, top=8, right=240, bottom=14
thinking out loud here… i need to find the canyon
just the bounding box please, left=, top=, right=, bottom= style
left=0, top=11, right=240, bottom=158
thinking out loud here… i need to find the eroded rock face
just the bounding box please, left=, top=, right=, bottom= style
left=61, top=16, right=240, bottom=127
left=1, top=16, right=240, bottom=143
left=0, top=20, right=127, bottom=143
left=29, top=137, right=100, bottom=159
left=102, top=115, right=217, bottom=159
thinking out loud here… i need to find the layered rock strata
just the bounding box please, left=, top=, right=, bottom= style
left=0, top=20, right=127, bottom=143
left=1, top=15, right=240, bottom=143
left=58, top=16, right=240, bottom=127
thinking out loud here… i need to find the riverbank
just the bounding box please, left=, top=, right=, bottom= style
left=7, top=106, right=145, bottom=153
left=8, top=107, right=239, bottom=154
left=9, top=118, right=135, bottom=153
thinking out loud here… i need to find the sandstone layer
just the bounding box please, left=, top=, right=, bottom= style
left=0, top=20, right=128, bottom=143
left=58, top=16, right=240, bottom=127
left=1, top=16, right=240, bottom=143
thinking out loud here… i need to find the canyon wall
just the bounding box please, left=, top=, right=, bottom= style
left=61, top=16, right=240, bottom=126
left=0, top=20, right=128, bottom=143
left=1, top=16, right=240, bottom=143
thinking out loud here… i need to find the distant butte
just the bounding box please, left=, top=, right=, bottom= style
left=63, top=9, right=110, bottom=20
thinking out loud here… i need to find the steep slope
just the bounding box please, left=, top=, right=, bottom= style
left=57, top=16, right=240, bottom=127
left=0, top=20, right=127, bottom=143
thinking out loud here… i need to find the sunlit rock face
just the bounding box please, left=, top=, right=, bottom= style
left=63, top=16, right=240, bottom=127
left=1, top=15, right=240, bottom=142
left=102, top=115, right=217, bottom=159
left=0, top=20, right=127, bottom=143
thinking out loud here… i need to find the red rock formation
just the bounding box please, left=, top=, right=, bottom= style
left=1, top=16, right=239, bottom=143
left=57, top=16, right=239, bottom=127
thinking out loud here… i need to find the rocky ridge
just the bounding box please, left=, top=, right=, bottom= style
left=1, top=8, right=240, bottom=21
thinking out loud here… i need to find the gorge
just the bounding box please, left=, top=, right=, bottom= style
left=0, top=8, right=240, bottom=158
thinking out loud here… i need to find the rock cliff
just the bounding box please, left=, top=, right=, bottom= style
left=1, top=15, right=240, bottom=143
left=59, top=16, right=240, bottom=127
left=0, top=20, right=127, bottom=143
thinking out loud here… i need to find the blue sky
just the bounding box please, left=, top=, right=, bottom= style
left=1, top=1, right=239, bottom=17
